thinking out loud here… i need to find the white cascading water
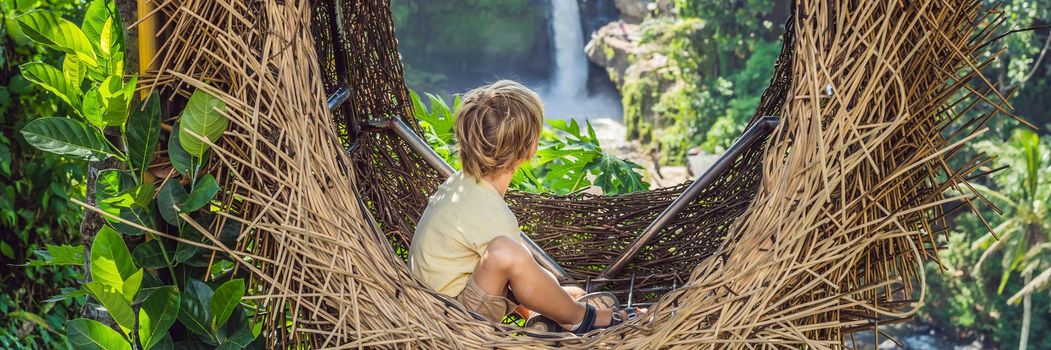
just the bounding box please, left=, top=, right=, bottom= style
left=550, top=0, right=588, bottom=97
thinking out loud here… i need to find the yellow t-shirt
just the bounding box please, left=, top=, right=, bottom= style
left=409, top=171, right=523, bottom=297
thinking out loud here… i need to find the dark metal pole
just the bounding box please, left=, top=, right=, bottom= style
left=590, top=116, right=779, bottom=291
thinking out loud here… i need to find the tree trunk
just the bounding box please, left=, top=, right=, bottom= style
left=80, top=0, right=139, bottom=321
left=1019, top=270, right=1032, bottom=350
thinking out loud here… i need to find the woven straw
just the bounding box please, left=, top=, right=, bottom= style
left=133, top=0, right=1011, bottom=348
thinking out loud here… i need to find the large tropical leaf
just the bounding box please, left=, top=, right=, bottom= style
left=62, top=54, right=86, bottom=88
left=179, top=89, right=228, bottom=157
left=157, top=180, right=188, bottom=225
left=19, top=62, right=80, bottom=110
left=184, top=173, right=219, bottom=212
left=210, top=279, right=245, bottom=330
left=66, top=318, right=131, bottom=350
left=139, top=286, right=181, bottom=350
left=20, top=117, right=114, bottom=161
left=168, top=122, right=203, bottom=178
left=84, top=281, right=136, bottom=335
left=89, top=226, right=137, bottom=293
left=15, top=10, right=98, bottom=66
left=127, top=92, right=161, bottom=176
left=178, top=279, right=214, bottom=338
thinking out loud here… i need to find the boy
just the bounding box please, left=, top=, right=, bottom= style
left=408, top=80, right=636, bottom=334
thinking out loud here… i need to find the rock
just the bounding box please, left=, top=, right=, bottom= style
left=585, top=21, right=639, bottom=87
left=615, top=0, right=651, bottom=22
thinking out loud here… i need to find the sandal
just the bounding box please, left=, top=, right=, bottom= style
left=576, top=292, right=619, bottom=310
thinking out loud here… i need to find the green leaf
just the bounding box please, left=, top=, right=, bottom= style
left=63, top=53, right=86, bottom=88
left=114, top=205, right=154, bottom=236
left=81, top=0, right=112, bottom=48
left=122, top=268, right=144, bottom=301
left=19, top=62, right=80, bottom=109
left=178, top=279, right=214, bottom=338
left=99, top=16, right=115, bottom=57
left=27, top=244, right=84, bottom=266
left=98, top=75, right=130, bottom=127
left=66, top=318, right=132, bottom=350
left=157, top=180, right=188, bottom=225
left=127, top=92, right=161, bottom=177
left=218, top=326, right=256, bottom=350
left=179, top=89, right=227, bottom=157
left=132, top=240, right=174, bottom=269
left=0, top=241, right=14, bottom=259
left=84, top=281, right=136, bottom=335
left=15, top=11, right=98, bottom=66
left=168, top=122, right=203, bottom=178
left=20, top=117, right=114, bottom=161
left=175, top=223, right=205, bottom=264
left=96, top=169, right=137, bottom=217
left=139, top=286, right=180, bottom=350
left=184, top=174, right=219, bottom=212
left=82, top=87, right=106, bottom=128
left=210, top=279, right=244, bottom=330
left=90, top=226, right=137, bottom=293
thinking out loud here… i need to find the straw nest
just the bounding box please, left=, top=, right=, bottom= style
left=137, top=0, right=1011, bottom=348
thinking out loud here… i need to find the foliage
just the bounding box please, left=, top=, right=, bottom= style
left=0, top=0, right=86, bottom=347
left=969, top=130, right=1050, bottom=348
left=13, top=1, right=260, bottom=348
left=620, top=1, right=786, bottom=163
left=411, top=90, right=648, bottom=195
left=391, top=0, right=547, bottom=94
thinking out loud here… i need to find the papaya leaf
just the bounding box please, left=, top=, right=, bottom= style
left=20, top=117, right=114, bottom=161
left=179, top=89, right=227, bottom=157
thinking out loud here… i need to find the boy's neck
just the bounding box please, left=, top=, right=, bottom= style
left=481, top=170, right=514, bottom=197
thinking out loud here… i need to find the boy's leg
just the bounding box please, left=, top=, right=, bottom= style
left=472, top=236, right=614, bottom=325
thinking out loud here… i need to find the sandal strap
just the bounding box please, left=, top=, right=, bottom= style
left=571, top=304, right=597, bottom=335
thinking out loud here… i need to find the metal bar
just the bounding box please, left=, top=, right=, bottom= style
left=326, top=86, right=351, bottom=111
left=367, top=117, right=575, bottom=283
left=369, top=117, right=455, bottom=178
left=590, top=116, right=779, bottom=291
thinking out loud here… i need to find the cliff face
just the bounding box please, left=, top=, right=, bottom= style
left=584, top=0, right=687, bottom=161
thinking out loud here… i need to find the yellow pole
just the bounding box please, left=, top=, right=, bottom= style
left=137, top=0, right=157, bottom=99
left=137, top=0, right=158, bottom=184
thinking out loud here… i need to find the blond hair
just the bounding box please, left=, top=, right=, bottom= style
left=454, top=80, right=544, bottom=179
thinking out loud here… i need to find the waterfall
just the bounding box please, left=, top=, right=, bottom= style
left=550, top=0, right=587, bottom=97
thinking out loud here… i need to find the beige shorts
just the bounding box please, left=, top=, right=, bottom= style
left=456, top=277, right=517, bottom=323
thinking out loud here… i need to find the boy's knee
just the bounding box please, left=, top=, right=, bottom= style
left=482, top=236, right=528, bottom=269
